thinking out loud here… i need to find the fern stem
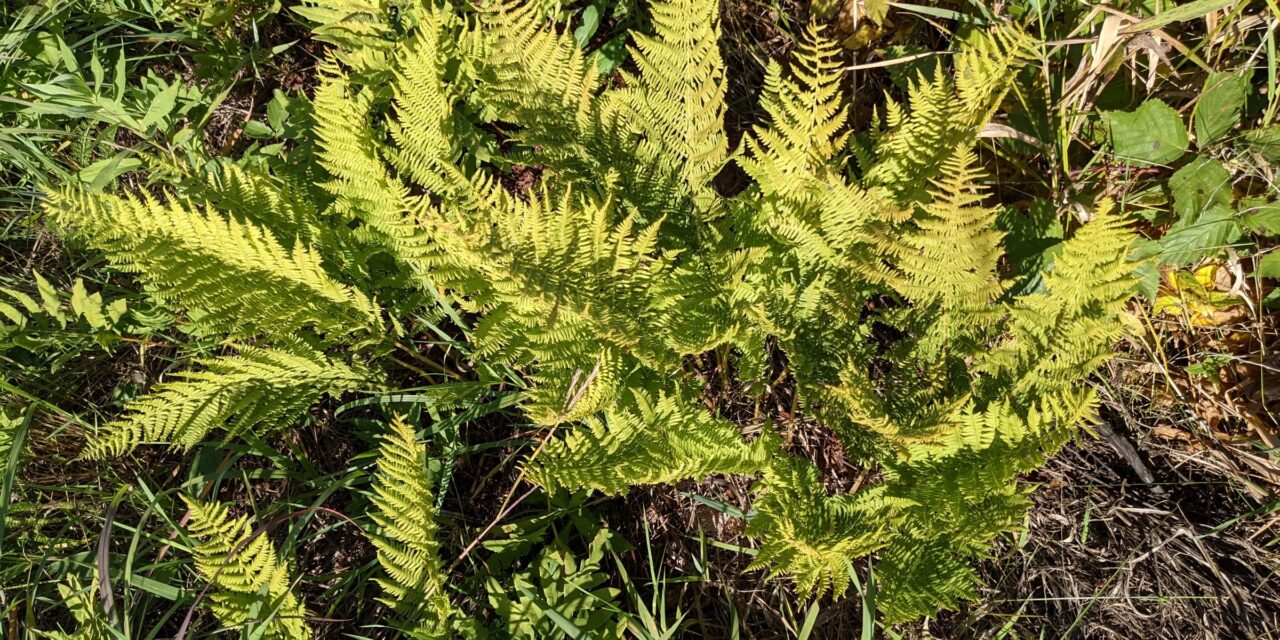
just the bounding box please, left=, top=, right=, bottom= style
left=394, top=341, right=460, bottom=379
left=387, top=355, right=441, bottom=381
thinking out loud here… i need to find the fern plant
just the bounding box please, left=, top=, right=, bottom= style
left=183, top=498, right=312, bottom=639
left=45, top=0, right=1136, bottom=625
left=369, top=416, right=463, bottom=638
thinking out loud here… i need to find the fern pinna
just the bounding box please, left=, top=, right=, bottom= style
left=44, top=0, right=1136, bottom=627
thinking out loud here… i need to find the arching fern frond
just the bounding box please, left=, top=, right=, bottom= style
left=527, top=387, right=776, bottom=493
left=368, top=415, right=456, bottom=638
left=294, top=0, right=397, bottom=76
left=880, top=146, right=1006, bottom=357
left=47, top=189, right=384, bottom=341
left=619, top=0, right=728, bottom=214
left=179, top=160, right=321, bottom=247
left=746, top=458, right=901, bottom=598
left=861, top=25, right=1030, bottom=202
left=85, top=347, right=376, bottom=458
left=183, top=498, right=311, bottom=639
left=976, top=200, right=1136, bottom=401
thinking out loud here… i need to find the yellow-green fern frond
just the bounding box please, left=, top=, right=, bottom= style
left=47, top=189, right=384, bottom=340
left=183, top=498, right=311, bottom=639
left=85, top=347, right=376, bottom=458
left=863, top=25, right=1030, bottom=201
left=619, top=0, right=728, bottom=212
left=480, top=0, right=601, bottom=161
left=874, top=536, right=980, bottom=624
left=527, top=388, right=776, bottom=494
left=418, top=188, right=708, bottom=376
left=746, top=458, right=899, bottom=598
left=368, top=416, right=455, bottom=638
left=880, top=146, right=1006, bottom=355
left=740, top=24, right=848, bottom=186
left=389, top=8, right=482, bottom=201
left=183, top=160, right=321, bottom=247
left=977, top=200, right=1136, bottom=400
left=295, top=0, right=397, bottom=75
left=312, top=67, right=427, bottom=264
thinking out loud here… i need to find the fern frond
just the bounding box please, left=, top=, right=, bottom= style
left=880, top=146, right=1006, bottom=355
left=527, top=388, right=776, bottom=493
left=182, top=160, right=321, bottom=247
left=480, top=0, right=601, bottom=166
left=976, top=200, right=1136, bottom=400
left=183, top=498, right=311, bottom=639
left=863, top=26, right=1030, bottom=201
left=294, top=0, right=397, bottom=75
left=746, top=458, right=897, bottom=598
left=47, top=189, right=384, bottom=340
left=312, top=67, right=430, bottom=261
left=368, top=415, right=455, bottom=638
left=619, top=0, right=729, bottom=213
left=389, top=8, right=486, bottom=201
left=86, top=347, right=375, bottom=458
left=874, top=536, right=979, bottom=624
left=740, top=24, right=848, bottom=187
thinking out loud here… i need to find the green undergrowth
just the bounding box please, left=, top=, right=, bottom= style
left=2, top=1, right=1278, bottom=638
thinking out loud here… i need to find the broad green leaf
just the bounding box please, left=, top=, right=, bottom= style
left=32, top=271, right=63, bottom=320
left=70, top=280, right=109, bottom=329
left=1169, top=156, right=1232, bottom=222
left=1158, top=204, right=1242, bottom=264
left=0, top=287, right=40, bottom=314
left=1241, top=126, right=1280, bottom=163
left=141, top=80, right=180, bottom=130
left=90, top=50, right=104, bottom=89
left=1258, top=252, right=1280, bottom=278
left=243, top=120, right=275, bottom=138
left=1101, top=99, right=1188, bottom=166
left=106, top=299, right=128, bottom=324
left=1131, top=239, right=1163, bottom=299
left=78, top=155, right=142, bottom=190
left=0, top=301, right=25, bottom=327
left=573, top=3, right=601, bottom=47
left=1240, top=198, right=1280, bottom=235
left=1193, top=72, right=1249, bottom=146
left=267, top=92, right=289, bottom=132
left=593, top=35, right=629, bottom=75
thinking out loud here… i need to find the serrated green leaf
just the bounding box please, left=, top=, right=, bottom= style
left=1158, top=204, right=1242, bottom=264
left=1194, top=72, right=1249, bottom=146
left=1258, top=252, right=1280, bottom=279
left=1101, top=99, right=1188, bottom=166
left=1241, top=126, right=1280, bottom=163
left=1239, top=198, right=1280, bottom=235
left=1169, top=156, right=1232, bottom=222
